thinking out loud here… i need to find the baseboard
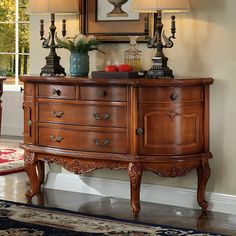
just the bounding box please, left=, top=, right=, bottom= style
left=44, top=172, right=236, bottom=215
left=1, top=126, right=23, bottom=137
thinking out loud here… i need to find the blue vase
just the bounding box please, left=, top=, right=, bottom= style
left=70, top=52, right=89, bottom=77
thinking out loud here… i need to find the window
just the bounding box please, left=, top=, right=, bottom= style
left=0, top=0, right=29, bottom=88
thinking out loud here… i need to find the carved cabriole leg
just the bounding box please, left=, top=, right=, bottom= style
left=128, top=162, right=142, bottom=217
left=37, top=161, right=45, bottom=185
left=24, top=151, right=40, bottom=198
left=197, top=160, right=211, bottom=210
left=26, top=191, right=45, bottom=206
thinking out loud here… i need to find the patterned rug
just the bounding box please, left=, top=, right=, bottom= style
left=0, top=139, right=24, bottom=175
left=0, top=200, right=227, bottom=236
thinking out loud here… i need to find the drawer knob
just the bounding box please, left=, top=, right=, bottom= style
left=50, top=135, right=63, bottom=143
left=50, top=111, right=64, bottom=118
left=93, top=138, right=110, bottom=146
left=170, top=93, right=179, bottom=101
left=98, top=90, right=107, bottom=97
left=52, top=89, right=61, bottom=96
left=93, top=113, right=111, bottom=120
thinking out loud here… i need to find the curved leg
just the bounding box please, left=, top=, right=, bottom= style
left=128, top=162, right=142, bottom=217
left=24, top=151, right=40, bottom=198
left=197, top=160, right=210, bottom=210
left=197, top=210, right=208, bottom=228
left=37, top=161, right=45, bottom=185
left=26, top=191, right=45, bottom=206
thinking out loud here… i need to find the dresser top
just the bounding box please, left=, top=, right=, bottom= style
left=20, top=75, right=213, bottom=87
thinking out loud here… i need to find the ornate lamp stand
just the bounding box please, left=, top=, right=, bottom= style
left=40, top=14, right=66, bottom=76
left=147, top=11, right=176, bottom=79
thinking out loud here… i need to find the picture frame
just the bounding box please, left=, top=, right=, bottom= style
left=79, top=0, right=154, bottom=43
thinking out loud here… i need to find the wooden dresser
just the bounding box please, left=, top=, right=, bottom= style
left=0, top=77, right=6, bottom=135
left=20, top=75, right=213, bottom=215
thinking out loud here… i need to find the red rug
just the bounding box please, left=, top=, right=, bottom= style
left=0, top=147, right=25, bottom=175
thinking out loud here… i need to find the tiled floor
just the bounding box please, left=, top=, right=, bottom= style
left=0, top=137, right=236, bottom=235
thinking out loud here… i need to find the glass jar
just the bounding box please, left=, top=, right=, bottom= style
left=124, top=36, right=142, bottom=71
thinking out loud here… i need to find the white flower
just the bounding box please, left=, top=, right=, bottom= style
left=74, top=34, right=87, bottom=46
left=86, top=35, right=96, bottom=42
left=57, top=33, right=99, bottom=53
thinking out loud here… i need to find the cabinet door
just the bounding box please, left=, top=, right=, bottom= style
left=23, top=103, right=33, bottom=143
left=22, top=83, right=36, bottom=144
left=138, top=106, right=203, bottom=155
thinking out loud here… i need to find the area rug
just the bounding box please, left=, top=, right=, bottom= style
left=0, top=145, right=24, bottom=175
left=0, top=200, right=227, bottom=236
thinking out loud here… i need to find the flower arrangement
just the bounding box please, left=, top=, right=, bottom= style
left=56, top=34, right=100, bottom=53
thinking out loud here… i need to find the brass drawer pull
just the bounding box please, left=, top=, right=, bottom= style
left=93, top=113, right=111, bottom=120
left=170, top=93, right=179, bottom=101
left=50, top=111, right=64, bottom=118
left=52, top=89, right=61, bottom=96
left=27, top=120, right=32, bottom=126
left=98, top=90, right=107, bottom=97
left=93, top=138, right=110, bottom=146
left=50, top=135, right=63, bottom=143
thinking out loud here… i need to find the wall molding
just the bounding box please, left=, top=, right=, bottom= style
left=44, top=172, right=236, bottom=215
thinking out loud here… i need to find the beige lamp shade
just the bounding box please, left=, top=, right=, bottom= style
left=27, top=0, right=80, bottom=14
left=131, top=0, right=190, bottom=13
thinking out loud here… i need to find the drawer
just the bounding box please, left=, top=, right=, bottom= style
left=80, top=86, right=127, bottom=101
left=138, top=86, right=203, bottom=103
left=38, top=84, right=76, bottom=99
left=38, top=103, right=127, bottom=128
left=38, top=126, right=127, bottom=154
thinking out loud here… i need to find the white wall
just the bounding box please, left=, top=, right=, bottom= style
left=3, top=0, right=236, bottom=197
left=1, top=91, right=23, bottom=137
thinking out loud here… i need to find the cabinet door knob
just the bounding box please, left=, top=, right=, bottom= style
left=52, top=89, right=61, bottom=96
left=50, top=135, right=63, bottom=143
left=93, top=113, right=111, bottom=120
left=136, top=128, right=144, bottom=136
left=170, top=93, right=179, bottom=101
left=93, top=138, right=110, bottom=146
left=98, top=90, right=107, bottom=97
left=50, top=111, right=64, bottom=118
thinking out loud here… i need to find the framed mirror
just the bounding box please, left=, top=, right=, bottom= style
left=79, top=0, right=154, bottom=43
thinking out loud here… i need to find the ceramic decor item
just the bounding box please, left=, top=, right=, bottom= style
left=70, top=52, right=89, bottom=77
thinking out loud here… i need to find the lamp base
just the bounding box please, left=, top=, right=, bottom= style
left=147, top=56, right=174, bottom=79
left=40, top=54, right=66, bottom=76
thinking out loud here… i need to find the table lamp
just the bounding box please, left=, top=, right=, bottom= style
left=131, top=0, right=190, bottom=79
left=27, top=0, right=80, bottom=76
